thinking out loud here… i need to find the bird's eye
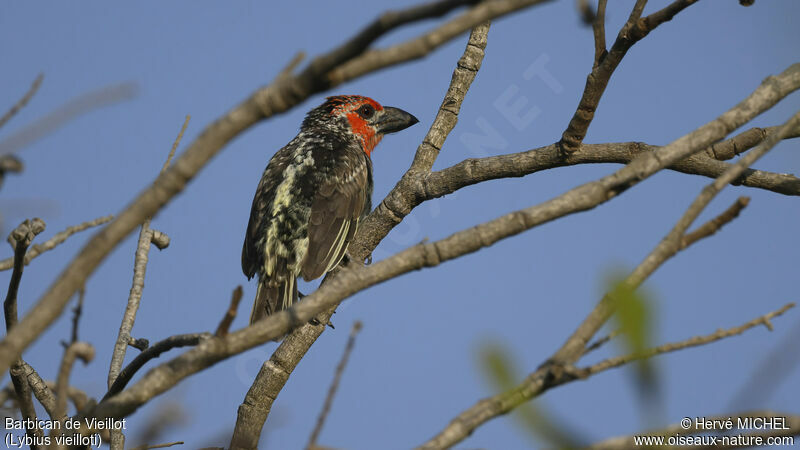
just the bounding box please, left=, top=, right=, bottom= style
left=357, top=104, right=375, bottom=119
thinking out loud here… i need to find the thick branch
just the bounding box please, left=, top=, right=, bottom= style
left=52, top=342, right=94, bottom=449
left=592, top=0, right=607, bottom=67
left=307, top=321, right=363, bottom=450
left=4, top=219, right=46, bottom=448
left=575, top=303, right=794, bottom=378
left=680, top=196, right=749, bottom=248
left=104, top=333, right=211, bottom=400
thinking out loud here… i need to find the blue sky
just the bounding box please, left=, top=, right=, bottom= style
left=1, top=1, right=799, bottom=449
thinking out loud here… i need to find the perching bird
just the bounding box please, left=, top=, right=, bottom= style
left=242, top=95, right=418, bottom=324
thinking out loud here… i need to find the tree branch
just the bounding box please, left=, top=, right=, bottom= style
left=327, top=0, right=549, bottom=85
left=680, top=196, right=749, bottom=249
left=574, top=303, right=794, bottom=379
left=52, top=341, right=94, bottom=449
left=215, top=286, right=243, bottom=337
left=560, top=0, right=700, bottom=152
left=0, top=74, right=44, bottom=131
left=592, top=0, right=607, bottom=67
left=0, top=82, right=138, bottom=157
left=104, top=333, right=211, bottom=401
left=0, top=214, right=113, bottom=271
left=306, top=321, right=363, bottom=450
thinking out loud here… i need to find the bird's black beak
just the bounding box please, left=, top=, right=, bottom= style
left=375, top=106, right=419, bottom=134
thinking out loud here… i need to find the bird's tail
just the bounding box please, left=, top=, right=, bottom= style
left=249, top=276, right=298, bottom=325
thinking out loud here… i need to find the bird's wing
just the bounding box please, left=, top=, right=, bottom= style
left=241, top=149, right=290, bottom=279
left=301, top=157, right=368, bottom=281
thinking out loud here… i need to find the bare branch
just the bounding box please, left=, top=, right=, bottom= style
left=584, top=411, right=800, bottom=450
left=592, top=0, right=607, bottom=67
left=0, top=214, right=113, bottom=272
left=215, top=286, right=243, bottom=337
left=307, top=321, right=363, bottom=450
left=5, top=218, right=46, bottom=330
left=107, top=117, right=187, bottom=450
left=575, top=303, right=794, bottom=378
left=0, top=82, right=138, bottom=156
left=3, top=219, right=46, bottom=447
left=68, top=286, right=85, bottom=345
left=52, top=342, right=94, bottom=448
left=104, top=333, right=211, bottom=400
left=0, top=0, right=552, bottom=379
left=560, top=0, right=700, bottom=152
left=581, top=329, right=620, bottom=357
left=681, top=196, right=749, bottom=249
left=0, top=74, right=44, bottom=131
left=353, top=20, right=490, bottom=259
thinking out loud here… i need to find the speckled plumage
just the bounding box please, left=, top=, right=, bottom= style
left=242, top=95, right=418, bottom=324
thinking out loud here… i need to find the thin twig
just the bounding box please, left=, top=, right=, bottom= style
left=560, top=0, right=700, bottom=152
left=107, top=116, right=188, bottom=450
left=4, top=219, right=46, bottom=447
left=52, top=342, right=94, bottom=448
left=0, top=74, right=44, bottom=131
left=575, top=303, right=795, bottom=378
left=307, top=321, right=363, bottom=450
left=162, top=115, right=190, bottom=174
left=129, top=441, right=185, bottom=450
left=215, top=286, right=243, bottom=337
left=69, top=286, right=85, bottom=344
left=592, top=0, right=607, bottom=66
left=0, top=214, right=113, bottom=271
left=681, top=196, right=749, bottom=248
left=128, top=337, right=150, bottom=351
left=0, top=82, right=137, bottom=156
left=104, top=333, right=211, bottom=400
left=275, top=51, right=306, bottom=81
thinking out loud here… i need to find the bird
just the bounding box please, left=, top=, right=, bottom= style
left=242, top=95, right=419, bottom=324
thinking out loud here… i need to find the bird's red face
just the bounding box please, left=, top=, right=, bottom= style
left=327, top=95, right=419, bottom=157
